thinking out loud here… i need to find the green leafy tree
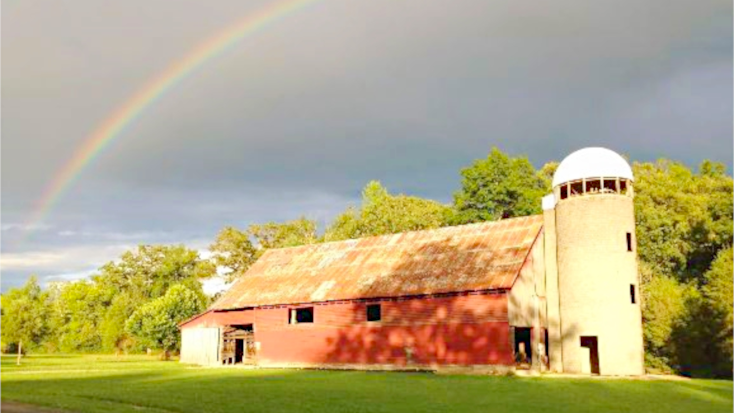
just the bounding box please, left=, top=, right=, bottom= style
left=634, top=160, right=732, bottom=375
left=52, top=280, right=109, bottom=352
left=94, top=245, right=214, bottom=300
left=639, top=263, right=690, bottom=372
left=209, top=227, right=259, bottom=282
left=88, top=244, right=212, bottom=351
left=249, top=217, right=318, bottom=250
left=1, top=276, right=49, bottom=361
left=125, top=284, right=206, bottom=356
left=452, top=148, right=546, bottom=224
left=99, top=292, right=138, bottom=353
left=634, top=160, right=733, bottom=280
left=325, top=181, right=453, bottom=241
left=698, top=247, right=733, bottom=377
left=324, top=207, right=362, bottom=241
left=42, top=244, right=214, bottom=353
left=537, top=161, right=559, bottom=192
left=210, top=219, right=318, bottom=282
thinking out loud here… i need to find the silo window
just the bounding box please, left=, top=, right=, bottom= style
left=619, top=180, right=628, bottom=195
left=602, top=179, right=617, bottom=193
left=626, top=233, right=632, bottom=252
left=586, top=179, right=601, bottom=194
left=560, top=185, right=568, bottom=200
left=570, top=181, right=583, bottom=196
left=630, top=284, right=636, bottom=304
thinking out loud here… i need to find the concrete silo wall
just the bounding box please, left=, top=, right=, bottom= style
left=555, top=195, right=644, bottom=375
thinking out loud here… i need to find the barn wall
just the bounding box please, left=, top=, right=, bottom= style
left=253, top=293, right=513, bottom=366
left=508, top=234, right=546, bottom=328
left=182, top=310, right=254, bottom=328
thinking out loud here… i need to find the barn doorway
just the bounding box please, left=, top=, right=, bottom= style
left=514, top=327, right=532, bottom=368
left=234, top=339, right=244, bottom=363
left=580, top=336, right=600, bottom=375
left=221, top=324, right=255, bottom=365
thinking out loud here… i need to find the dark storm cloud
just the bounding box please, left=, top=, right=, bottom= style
left=85, top=0, right=732, bottom=191
left=2, top=0, right=731, bottom=290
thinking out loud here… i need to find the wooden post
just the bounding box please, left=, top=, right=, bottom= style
left=16, top=340, right=22, bottom=366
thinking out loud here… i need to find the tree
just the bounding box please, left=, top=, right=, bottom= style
left=99, top=292, right=138, bottom=353
left=653, top=248, right=732, bottom=378
left=639, top=263, right=690, bottom=372
left=633, top=160, right=733, bottom=280
left=452, top=148, right=546, bottom=224
left=248, top=217, right=318, bottom=250
left=323, top=207, right=362, bottom=242
left=41, top=244, right=214, bottom=354
left=699, top=247, right=733, bottom=377
left=325, top=181, right=453, bottom=241
left=209, top=218, right=318, bottom=282
left=87, top=244, right=213, bottom=351
left=537, top=161, right=559, bottom=192
left=51, top=280, right=109, bottom=353
left=634, top=160, right=732, bottom=375
left=93, top=244, right=214, bottom=300
left=1, top=276, right=49, bottom=363
left=209, top=227, right=259, bottom=282
left=125, top=284, right=206, bottom=357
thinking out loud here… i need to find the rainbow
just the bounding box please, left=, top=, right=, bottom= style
left=22, top=0, right=321, bottom=242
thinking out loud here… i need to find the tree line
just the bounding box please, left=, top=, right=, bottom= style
left=2, top=148, right=731, bottom=377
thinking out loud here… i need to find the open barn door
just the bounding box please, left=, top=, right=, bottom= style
left=221, top=324, right=255, bottom=365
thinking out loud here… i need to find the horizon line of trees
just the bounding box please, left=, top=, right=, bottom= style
left=2, top=148, right=731, bottom=378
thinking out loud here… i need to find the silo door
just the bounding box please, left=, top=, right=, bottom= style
left=579, top=336, right=600, bottom=375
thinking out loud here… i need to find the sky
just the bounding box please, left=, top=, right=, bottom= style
left=2, top=0, right=732, bottom=292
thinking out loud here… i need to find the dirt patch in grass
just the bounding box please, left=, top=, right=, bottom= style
left=2, top=401, right=74, bottom=413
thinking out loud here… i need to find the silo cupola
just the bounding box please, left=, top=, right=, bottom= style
left=552, top=147, right=634, bottom=201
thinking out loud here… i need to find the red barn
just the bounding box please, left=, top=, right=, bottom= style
left=180, top=148, right=646, bottom=375
left=180, top=215, right=545, bottom=371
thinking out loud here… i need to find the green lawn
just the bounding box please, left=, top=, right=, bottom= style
left=1, top=355, right=731, bottom=413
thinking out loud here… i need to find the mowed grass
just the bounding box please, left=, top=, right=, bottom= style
left=1, top=355, right=731, bottom=413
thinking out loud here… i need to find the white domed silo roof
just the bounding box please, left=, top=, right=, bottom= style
left=552, top=147, right=633, bottom=188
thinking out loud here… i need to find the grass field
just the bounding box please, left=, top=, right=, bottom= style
left=1, top=355, right=731, bottom=413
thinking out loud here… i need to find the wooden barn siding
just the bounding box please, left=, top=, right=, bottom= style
left=180, top=327, right=220, bottom=365
left=254, top=293, right=513, bottom=366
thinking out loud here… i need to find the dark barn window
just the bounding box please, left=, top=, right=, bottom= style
left=366, top=304, right=382, bottom=322
left=289, top=307, right=314, bottom=324
left=630, top=284, right=636, bottom=304
left=626, top=232, right=633, bottom=252
left=232, top=324, right=254, bottom=332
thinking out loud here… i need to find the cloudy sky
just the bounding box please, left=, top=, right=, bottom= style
left=2, top=0, right=731, bottom=291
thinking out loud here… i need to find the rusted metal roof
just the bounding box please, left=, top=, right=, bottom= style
left=212, top=215, right=543, bottom=310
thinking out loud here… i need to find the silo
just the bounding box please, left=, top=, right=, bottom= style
left=546, top=147, right=644, bottom=375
